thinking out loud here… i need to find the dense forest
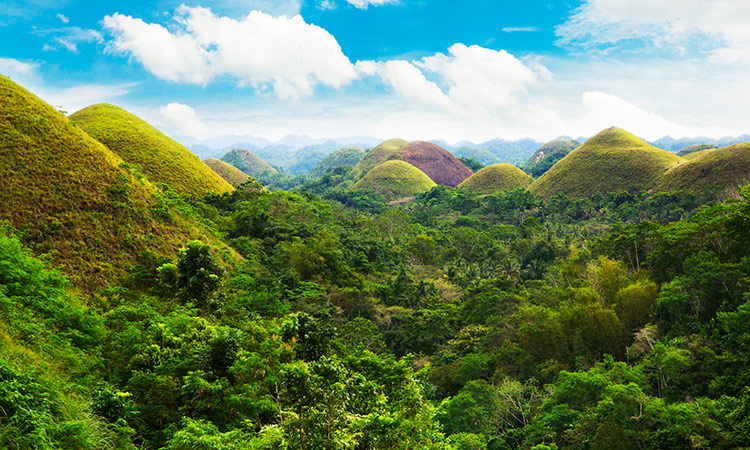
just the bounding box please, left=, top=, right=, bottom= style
left=4, top=172, right=750, bottom=448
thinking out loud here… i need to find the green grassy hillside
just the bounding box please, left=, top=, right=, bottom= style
left=655, top=142, right=750, bottom=196
left=352, top=138, right=409, bottom=179
left=310, top=146, right=365, bottom=177
left=68, top=104, right=232, bottom=197
left=351, top=160, right=436, bottom=200
left=529, top=127, right=682, bottom=199
left=458, top=163, right=533, bottom=194
left=204, top=157, right=251, bottom=187
left=221, top=148, right=278, bottom=178
left=522, top=139, right=580, bottom=177
left=0, top=76, right=230, bottom=289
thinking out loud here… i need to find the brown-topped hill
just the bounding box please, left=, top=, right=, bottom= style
left=401, top=141, right=474, bottom=187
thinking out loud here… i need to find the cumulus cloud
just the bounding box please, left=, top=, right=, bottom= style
left=355, top=60, right=452, bottom=109
left=159, top=102, right=209, bottom=138
left=417, top=43, right=538, bottom=111
left=345, top=0, right=398, bottom=9
left=103, top=6, right=357, bottom=99
left=556, top=0, right=750, bottom=61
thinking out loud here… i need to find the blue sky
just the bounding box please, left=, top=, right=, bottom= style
left=1, top=0, right=749, bottom=143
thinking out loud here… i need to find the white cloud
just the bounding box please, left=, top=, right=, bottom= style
left=103, top=6, right=357, bottom=98
left=0, top=57, right=40, bottom=83
left=56, top=13, right=69, bottom=23
left=577, top=91, right=693, bottom=140
left=556, top=0, right=750, bottom=62
left=417, top=43, right=538, bottom=111
left=158, top=102, right=209, bottom=138
left=345, top=0, right=398, bottom=9
left=355, top=59, right=452, bottom=109
left=502, top=26, right=540, bottom=33
left=33, top=27, right=103, bottom=53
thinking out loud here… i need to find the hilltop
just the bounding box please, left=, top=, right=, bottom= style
left=401, top=141, right=474, bottom=187
left=522, top=139, right=580, bottom=177
left=529, top=127, right=682, bottom=199
left=0, top=76, right=230, bottom=289
left=69, top=104, right=233, bottom=197
left=204, top=157, right=252, bottom=187
left=221, top=148, right=278, bottom=178
left=310, top=146, right=365, bottom=177
left=458, top=163, right=533, bottom=195
left=655, top=142, right=750, bottom=197
left=352, top=138, right=409, bottom=178
left=351, top=160, right=436, bottom=200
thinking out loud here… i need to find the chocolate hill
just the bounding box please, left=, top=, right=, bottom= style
left=400, top=141, right=474, bottom=187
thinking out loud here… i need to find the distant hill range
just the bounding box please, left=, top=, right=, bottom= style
left=185, top=132, right=750, bottom=177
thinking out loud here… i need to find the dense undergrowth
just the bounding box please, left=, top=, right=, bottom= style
left=4, top=158, right=750, bottom=448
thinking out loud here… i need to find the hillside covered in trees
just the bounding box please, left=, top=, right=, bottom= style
left=3, top=77, right=750, bottom=450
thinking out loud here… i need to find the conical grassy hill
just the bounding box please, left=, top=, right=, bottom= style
left=654, top=143, right=750, bottom=197
left=204, top=157, right=251, bottom=187
left=459, top=163, right=533, bottom=194
left=0, top=76, right=229, bottom=289
left=529, top=127, right=682, bottom=199
left=352, top=160, right=436, bottom=200
left=401, top=141, right=474, bottom=187
left=352, top=138, right=409, bottom=179
left=221, top=148, right=278, bottom=178
left=69, top=103, right=233, bottom=197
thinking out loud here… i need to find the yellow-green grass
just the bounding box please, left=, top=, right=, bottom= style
left=654, top=142, right=750, bottom=196
left=0, top=76, right=234, bottom=290
left=352, top=160, right=436, bottom=200
left=69, top=103, right=233, bottom=197
left=529, top=127, right=683, bottom=199
left=352, top=138, right=409, bottom=179
left=458, top=163, right=533, bottom=194
left=221, top=148, right=278, bottom=177
left=204, top=157, right=251, bottom=187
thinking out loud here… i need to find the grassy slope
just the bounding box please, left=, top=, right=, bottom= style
left=458, top=163, right=533, bottom=194
left=352, top=160, right=436, bottom=200
left=676, top=143, right=716, bottom=158
left=352, top=138, right=409, bottom=179
left=69, top=104, right=232, bottom=197
left=0, top=76, right=230, bottom=289
left=310, top=146, right=365, bottom=177
left=204, top=157, right=251, bottom=187
left=529, top=127, right=683, bottom=199
left=522, top=139, right=580, bottom=177
left=221, top=149, right=278, bottom=177
left=655, top=142, right=750, bottom=196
